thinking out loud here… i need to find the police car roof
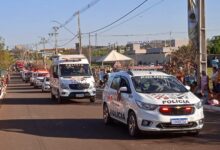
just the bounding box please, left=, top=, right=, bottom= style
left=110, top=70, right=169, bottom=77
left=131, top=70, right=169, bottom=77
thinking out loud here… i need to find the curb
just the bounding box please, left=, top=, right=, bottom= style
left=204, top=105, right=220, bottom=112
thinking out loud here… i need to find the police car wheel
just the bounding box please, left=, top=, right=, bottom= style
left=51, top=92, right=56, bottom=100
left=90, top=97, right=96, bottom=103
left=57, top=92, right=63, bottom=104
left=128, top=111, right=139, bottom=137
left=103, top=104, right=111, bottom=125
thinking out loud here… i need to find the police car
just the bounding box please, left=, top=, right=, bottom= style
left=102, top=70, right=204, bottom=136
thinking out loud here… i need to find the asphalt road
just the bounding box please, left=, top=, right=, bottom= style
left=0, top=73, right=219, bottom=150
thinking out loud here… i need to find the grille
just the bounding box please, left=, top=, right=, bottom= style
left=69, top=83, right=90, bottom=90
left=159, top=105, right=195, bottom=116
left=156, top=122, right=197, bottom=129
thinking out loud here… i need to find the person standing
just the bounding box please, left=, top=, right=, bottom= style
left=200, top=71, right=210, bottom=104
left=215, top=68, right=220, bottom=93
left=98, top=68, right=104, bottom=88
left=211, top=56, right=219, bottom=68
left=211, top=67, right=218, bottom=92
left=176, top=67, right=185, bottom=84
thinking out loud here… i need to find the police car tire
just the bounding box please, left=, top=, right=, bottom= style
left=128, top=111, right=139, bottom=137
left=51, top=92, right=56, bottom=100
left=103, top=104, right=112, bottom=125
left=57, top=92, right=63, bottom=104
left=90, top=97, right=96, bottom=103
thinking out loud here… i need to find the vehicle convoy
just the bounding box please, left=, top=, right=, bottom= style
left=50, top=54, right=96, bottom=103
left=21, top=69, right=32, bottom=82
left=41, top=76, right=50, bottom=92
left=33, top=70, right=49, bottom=88
left=102, top=71, right=204, bottom=137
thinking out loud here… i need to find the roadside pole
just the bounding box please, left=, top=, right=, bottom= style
left=198, top=0, right=207, bottom=74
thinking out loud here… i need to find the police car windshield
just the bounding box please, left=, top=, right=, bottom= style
left=60, top=64, right=92, bottom=77
left=131, top=76, right=188, bottom=93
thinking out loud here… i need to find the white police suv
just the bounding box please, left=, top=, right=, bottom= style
left=102, top=70, right=204, bottom=136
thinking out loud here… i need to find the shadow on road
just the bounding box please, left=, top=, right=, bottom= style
left=0, top=118, right=219, bottom=144
left=2, top=97, right=101, bottom=105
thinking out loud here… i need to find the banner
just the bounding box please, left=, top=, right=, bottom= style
left=188, top=0, right=199, bottom=49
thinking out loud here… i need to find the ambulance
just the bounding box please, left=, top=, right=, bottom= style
left=103, top=70, right=204, bottom=136
left=50, top=54, right=96, bottom=103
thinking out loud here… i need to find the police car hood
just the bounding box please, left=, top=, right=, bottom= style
left=138, top=92, right=200, bottom=105
left=60, top=76, right=94, bottom=84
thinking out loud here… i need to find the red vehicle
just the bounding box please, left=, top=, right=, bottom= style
left=15, top=60, right=25, bottom=71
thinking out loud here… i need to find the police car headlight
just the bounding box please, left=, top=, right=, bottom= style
left=60, top=83, right=69, bottom=89
left=135, top=100, right=158, bottom=111
left=195, top=101, right=202, bottom=109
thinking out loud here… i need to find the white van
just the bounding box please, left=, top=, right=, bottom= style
left=103, top=70, right=204, bottom=137
left=50, top=54, right=96, bottom=103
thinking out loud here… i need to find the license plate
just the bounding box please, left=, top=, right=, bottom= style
left=171, top=118, right=188, bottom=125
left=76, top=94, right=84, bottom=98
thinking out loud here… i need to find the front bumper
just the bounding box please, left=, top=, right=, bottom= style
left=36, top=82, right=43, bottom=87
left=59, top=88, right=96, bottom=99
left=136, top=107, right=204, bottom=132
left=43, top=85, right=50, bottom=91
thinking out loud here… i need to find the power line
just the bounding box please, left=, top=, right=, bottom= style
left=85, top=0, right=149, bottom=34
left=59, top=0, right=101, bottom=29
left=57, top=34, right=78, bottom=48
left=52, top=20, right=75, bottom=35
left=99, top=0, right=165, bottom=34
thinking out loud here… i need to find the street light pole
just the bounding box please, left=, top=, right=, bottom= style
left=199, top=0, right=207, bottom=73
left=49, top=26, right=59, bottom=55
left=77, top=12, right=82, bottom=54
left=89, top=32, right=91, bottom=64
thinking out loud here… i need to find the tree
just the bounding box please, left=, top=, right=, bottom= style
left=169, top=44, right=197, bottom=75
left=0, top=37, right=5, bottom=50
left=0, top=36, right=14, bottom=69
left=208, top=36, right=220, bottom=54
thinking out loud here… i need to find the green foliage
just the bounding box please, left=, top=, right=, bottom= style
left=92, top=48, right=109, bottom=57
left=208, top=36, right=220, bottom=54
left=0, top=37, right=14, bottom=69
left=0, top=37, right=5, bottom=50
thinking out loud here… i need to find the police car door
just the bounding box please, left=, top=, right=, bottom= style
left=118, top=76, right=132, bottom=123
left=108, top=76, right=121, bottom=121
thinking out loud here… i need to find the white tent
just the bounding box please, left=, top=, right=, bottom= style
left=97, top=50, right=133, bottom=63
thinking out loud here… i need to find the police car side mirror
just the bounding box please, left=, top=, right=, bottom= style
left=119, top=87, right=128, bottom=93
left=185, top=85, right=191, bottom=91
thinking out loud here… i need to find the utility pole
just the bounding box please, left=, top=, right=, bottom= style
left=35, top=44, right=39, bottom=66
left=95, top=33, right=97, bottom=48
left=49, top=26, right=59, bottom=55
left=199, top=0, right=207, bottom=73
left=89, top=33, right=91, bottom=64
left=40, top=37, right=47, bottom=69
left=77, top=12, right=82, bottom=54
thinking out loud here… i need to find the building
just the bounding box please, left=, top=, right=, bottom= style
left=125, top=39, right=189, bottom=65
left=125, top=43, right=146, bottom=54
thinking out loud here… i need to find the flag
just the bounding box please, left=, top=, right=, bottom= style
left=188, top=0, right=199, bottom=49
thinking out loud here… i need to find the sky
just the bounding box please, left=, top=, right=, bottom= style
left=0, top=0, right=220, bottom=49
